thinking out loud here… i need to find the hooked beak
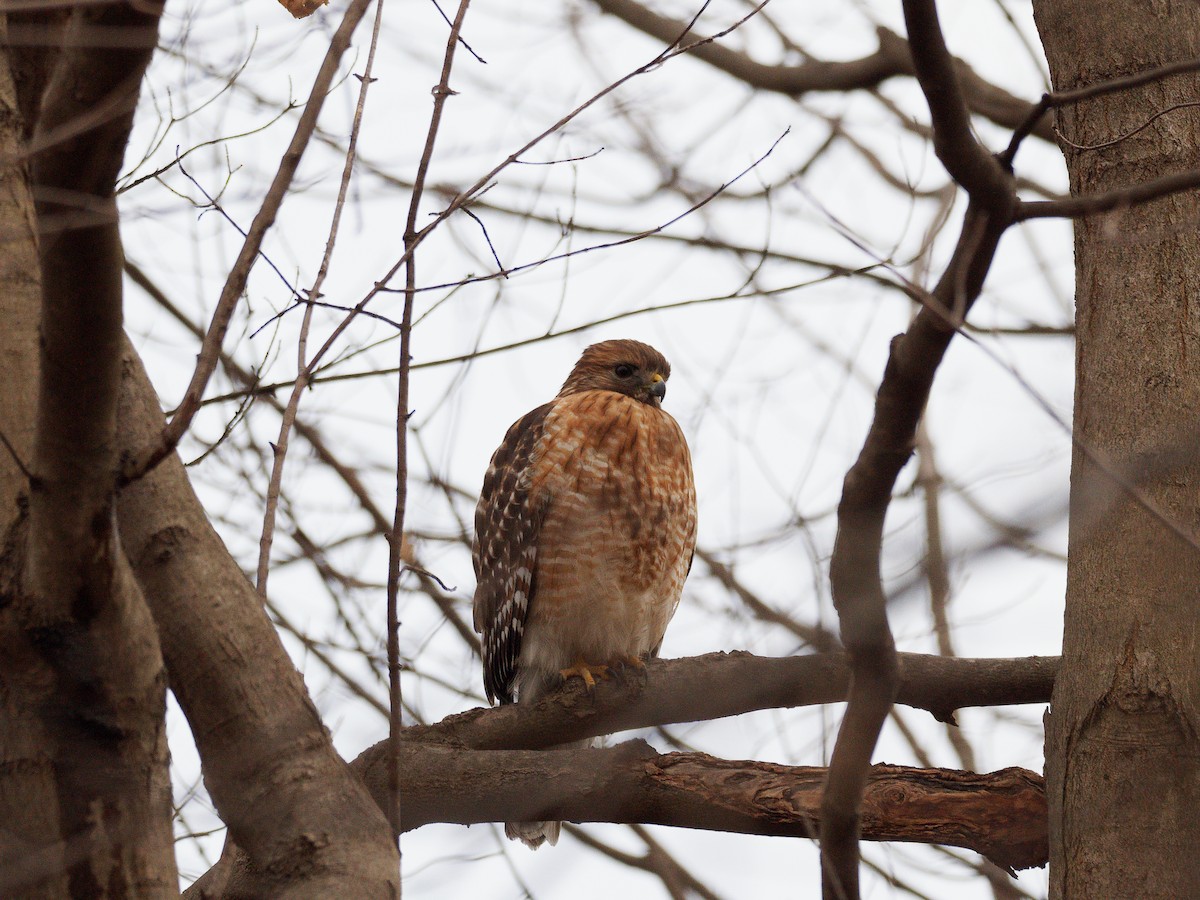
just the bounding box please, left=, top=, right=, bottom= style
left=648, top=372, right=666, bottom=402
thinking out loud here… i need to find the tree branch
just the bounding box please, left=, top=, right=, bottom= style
left=1004, top=55, right=1200, bottom=163
left=115, top=342, right=399, bottom=896
left=1016, top=167, right=1200, bottom=220
left=590, top=0, right=1053, bottom=141
left=900, top=0, right=1015, bottom=212
left=350, top=741, right=1049, bottom=873
left=399, top=651, right=1057, bottom=751
left=22, top=2, right=176, bottom=892
left=823, top=198, right=1012, bottom=900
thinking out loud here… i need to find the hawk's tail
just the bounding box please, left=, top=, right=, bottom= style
left=505, top=819, right=561, bottom=849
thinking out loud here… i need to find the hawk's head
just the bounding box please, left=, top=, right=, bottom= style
left=558, top=339, right=672, bottom=407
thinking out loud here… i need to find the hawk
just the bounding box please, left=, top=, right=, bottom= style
left=472, top=339, right=697, bottom=848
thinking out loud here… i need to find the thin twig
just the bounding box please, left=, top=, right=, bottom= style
left=255, top=0, right=385, bottom=597
left=386, top=0, right=474, bottom=865
left=1002, top=55, right=1200, bottom=164
left=0, top=428, right=35, bottom=483
left=198, top=265, right=868, bottom=407
left=121, top=0, right=376, bottom=485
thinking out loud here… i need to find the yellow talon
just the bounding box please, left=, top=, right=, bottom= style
left=559, top=658, right=610, bottom=690
left=619, top=654, right=647, bottom=671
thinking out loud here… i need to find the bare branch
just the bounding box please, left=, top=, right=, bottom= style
left=387, top=0, right=474, bottom=843
left=591, top=0, right=1053, bottom=141
left=256, top=0, right=386, bottom=597
left=116, top=343, right=399, bottom=894
left=823, top=198, right=1011, bottom=900
left=351, top=741, right=1049, bottom=872
left=1016, top=167, right=1200, bottom=220
left=403, top=651, right=1058, bottom=752
left=1004, top=55, right=1200, bottom=163
left=900, top=0, right=1015, bottom=212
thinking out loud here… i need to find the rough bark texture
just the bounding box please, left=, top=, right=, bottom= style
left=352, top=741, right=1049, bottom=872
left=1033, top=3, right=1200, bottom=897
left=0, top=18, right=39, bottom=525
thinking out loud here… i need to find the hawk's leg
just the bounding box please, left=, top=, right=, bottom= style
left=559, top=658, right=611, bottom=690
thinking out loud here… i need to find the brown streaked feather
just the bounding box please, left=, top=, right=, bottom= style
left=474, top=339, right=696, bottom=707
left=515, top=389, right=696, bottom=690
left=472, top=402, right=553, bottom=704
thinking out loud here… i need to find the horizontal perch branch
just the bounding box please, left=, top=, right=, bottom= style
left=404, top=651, right=1058, bottom=752
left=352, top=740, right=1048, bottom=872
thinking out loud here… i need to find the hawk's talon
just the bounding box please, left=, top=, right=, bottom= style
left=612, top=654, right=649, bottom=686
left=559, top=658, right=611, bottom=690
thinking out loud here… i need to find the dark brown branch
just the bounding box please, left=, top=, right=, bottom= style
left=816, top=12, right=1030, bottom=885
left=351, top=741, right=1049, bottom=873
left=824, top=198, right=1011, bottom=900
left=1016, top=167, right=1200, bottom=221
left=402, top=651, right=1058, bottom=751
left=1005, top=55, right=1200, bottom=163
left=590, top=0, right=1053, bottom=141
left=901, top=0, right=1015, bottom=212
left=23, top=2, right=175, bottom=891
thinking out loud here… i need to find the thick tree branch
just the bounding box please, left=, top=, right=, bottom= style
left=184, top=649, right=1054, bottom=891
left=399, top=651, right=1057, bottom=751
left=0, top=25, right=59, bottom=895
left=824, top=199, right=1011, bottom=900
left=350, top=741, right=1048, bottom=873
left=21, top=3, right=176, bottom=893
left=901, top=0, right=1015, bottom=212
left=115, top=343, right=399, bottom=897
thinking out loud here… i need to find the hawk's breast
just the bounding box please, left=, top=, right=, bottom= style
left=518, top=390, right=697, bottom=675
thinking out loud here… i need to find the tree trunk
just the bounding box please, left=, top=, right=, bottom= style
left=0, top=23, right=67, bottom=899
left=1034, top=3, right=1200, bottom=897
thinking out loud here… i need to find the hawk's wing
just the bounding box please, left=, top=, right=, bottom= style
left=472, top=402, right=554, bottom=705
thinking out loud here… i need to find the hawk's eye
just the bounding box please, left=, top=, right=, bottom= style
left=614, top=363, right=636, bottom=379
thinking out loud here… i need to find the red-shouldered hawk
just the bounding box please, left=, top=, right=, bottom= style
left=472, top=339, right=697, bottom=848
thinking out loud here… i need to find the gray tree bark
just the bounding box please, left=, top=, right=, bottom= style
left=1034, top=3, right=1200, bottom=896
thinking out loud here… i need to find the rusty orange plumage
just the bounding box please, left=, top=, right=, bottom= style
left=471, top=339, right=697, bottom=847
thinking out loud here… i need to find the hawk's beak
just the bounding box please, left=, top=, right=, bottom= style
left=648, top=373, right=666, bottom=402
